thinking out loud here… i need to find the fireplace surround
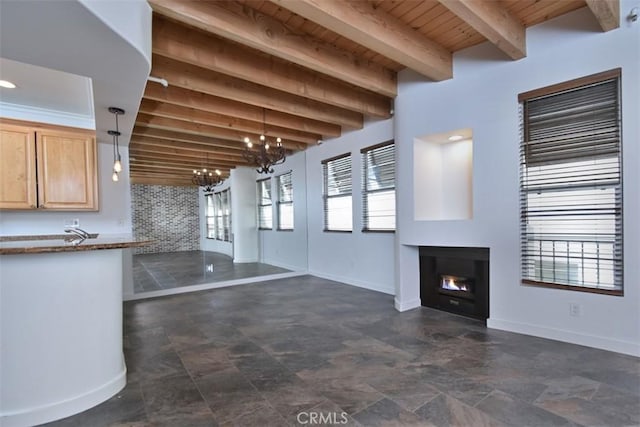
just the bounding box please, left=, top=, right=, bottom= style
left=419, top=246, right=489, bottom=322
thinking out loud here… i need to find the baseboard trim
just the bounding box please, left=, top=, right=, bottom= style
left=233, top=257, right=259, bottom=263
left=262, top=258, right=306, bottom=272
left=394, top=297, right=421, bottom=312
left=308, top=270, right=394, bottom=295
left=124, top=271, right=307, bottom=301
left=1, top=364, right=126, bottom=427
left=488, top=318, right=640, bottom=357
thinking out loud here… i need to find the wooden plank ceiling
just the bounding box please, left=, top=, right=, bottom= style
left=131, top=0, right=616, bottom=186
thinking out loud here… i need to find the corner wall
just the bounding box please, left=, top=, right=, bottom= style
left=394, top=5, right=639, bottom=355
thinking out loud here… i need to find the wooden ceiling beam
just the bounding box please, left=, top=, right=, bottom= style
left=131, top=169, right=231, bottom=178
left=153, top=17, right=391, bottom=118
left=131, top=136, right=246, bottom=156
left=130, top=149, right=245, bottom=165
left=132, top=132, right=294, bottom=154
left=130, top=176, right=195, bottom=187
left=138, top=99, right=320, bottom=146
left=132, top=127, right=249, bottom=151
left=130, top=141, right=247, bottom=159
left=438, top=0, right=526, bottom=59
left=131, top=162, right=236, bottom=173
left=585, top=0, right=620, bottom=32
left=148, top=0, right=397, bottom=97
left=152, top=56, right=363, bottom=129
left=273, top=0, right=452, bottom=81
left=143, top=84, right=341, bottom=138
left=135, top=112, right=311, bottom=149
left=131, top=156, right=242, bottom=169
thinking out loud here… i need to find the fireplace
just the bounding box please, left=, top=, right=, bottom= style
left=420, top=246, right=489, bottom=322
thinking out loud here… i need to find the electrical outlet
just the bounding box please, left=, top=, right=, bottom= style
left=569, top=303, right=581, bottom=317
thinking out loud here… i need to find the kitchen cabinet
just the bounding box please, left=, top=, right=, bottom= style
left=0, top=122, right=37, bottom=209
left=0, top=119, right=98, bottom=210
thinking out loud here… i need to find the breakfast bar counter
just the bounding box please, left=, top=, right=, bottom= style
left=0, top=234, right=149, bottom=254
left=0, top=235, right=148, bottom=427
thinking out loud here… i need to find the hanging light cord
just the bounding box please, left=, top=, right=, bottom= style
left=108, top=107, right=125, bottom=182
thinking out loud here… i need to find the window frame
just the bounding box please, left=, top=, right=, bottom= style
left=361, top=140, right=396, bottom=233
left=220, top=189, right=231, bottom=242
left=257, top=178, right=272, bottom=230
left=322, top=153, right=353, bottom=233
left=518, top=68, right=623, bottom=296
left=276, top=171, right=294, bottom=231
left=204, top=193, right=216, bottom=239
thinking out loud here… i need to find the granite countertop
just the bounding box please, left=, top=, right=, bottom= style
left=0, top=234, right=151, bottom=255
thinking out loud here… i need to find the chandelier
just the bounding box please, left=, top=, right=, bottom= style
left=192, top=167, right=222, bottom=192
left=243, top=108, right=286, bottom=174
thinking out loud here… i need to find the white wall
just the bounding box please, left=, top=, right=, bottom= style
left=414, top=138, right=473, bottom=220
left=1, top=249, right=125, bottom=426
left=257, top=150, right=309, bottom=271
left=394, top=4, right=640, bottom=356
left=231, top=167, right=258, bottom=263
left=305, top=118, right=396, bottom=294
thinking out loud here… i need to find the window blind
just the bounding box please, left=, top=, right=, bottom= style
left=322, top=153, right=352, bottom=231
left=362, top=141, right=395, bottom=231
left=520, top=69, right=622, bottom=294
left=277, top=171, right=293, bottom=230
left=257, top=178, right=272, bottom=229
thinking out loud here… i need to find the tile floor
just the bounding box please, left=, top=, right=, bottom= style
left=133, top=250, right=290, bottom=293
left=47, top=275, right=639, bottom=426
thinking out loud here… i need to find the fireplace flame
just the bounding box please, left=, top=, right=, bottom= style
left=441, top=276, right=469, bottom=292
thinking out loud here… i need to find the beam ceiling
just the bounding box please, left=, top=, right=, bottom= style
left=133, top=0, right=614, bottom=187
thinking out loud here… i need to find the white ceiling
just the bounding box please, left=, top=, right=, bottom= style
left=0, top=57, right=94, bottom=124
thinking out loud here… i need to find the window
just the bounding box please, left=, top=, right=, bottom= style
left=205, top=193, right=216, bottom=239
left=277, top=171, right=294, bottom=230
left=257, top=178, right=272, bottom=230
left=519, top=69, right=622, bottom=295
left=206, top=189, right=232, bottom=241
left=220, top=189, right=231, bottom=242
left=322, top=153, right=352, bottom=231
left=362, top=141, right=395, bottom=231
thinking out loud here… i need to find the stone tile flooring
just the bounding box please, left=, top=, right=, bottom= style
left=47, top=275, right=639, bottom=426
left=133, top=250, right=290, bottom=293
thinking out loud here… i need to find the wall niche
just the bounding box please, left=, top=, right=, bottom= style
left=413, top=128, right=473, bottom=221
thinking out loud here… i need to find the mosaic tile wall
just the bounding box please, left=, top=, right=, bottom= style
left=131, top=184, right=200, bottom=254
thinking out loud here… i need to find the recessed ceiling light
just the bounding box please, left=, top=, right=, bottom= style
left=0, top=80, right=16, bottom=89
left=448, top=135, right=463, bottom=141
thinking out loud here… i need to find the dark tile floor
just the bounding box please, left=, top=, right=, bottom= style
left=133, top=250, right=290, bottom=293
left=47, top=275, right=639, bottom=426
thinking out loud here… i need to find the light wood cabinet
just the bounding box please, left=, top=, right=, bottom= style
left=0, top=123, right=37, bottom=209
left=0, top=119, right=98, bottom=210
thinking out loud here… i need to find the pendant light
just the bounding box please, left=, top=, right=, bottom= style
left=108, top=107, right=125, bottom=182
